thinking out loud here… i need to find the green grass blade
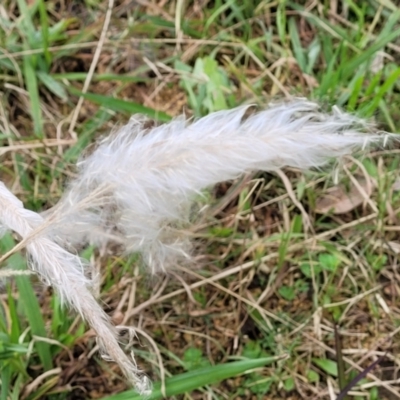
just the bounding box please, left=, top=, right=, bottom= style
left=68, top=88, right=172, bottom=122
left=378, top=100, right=397, bottom=132
left=347, top=72, right=364, bottom=111
left=341, top=28, right=400, bottom=80
left=16, top=0, right=36, bottom=45
left=0, top=365, right=11, bottom=400
left=365, top=69, right=383, bottom=97
left=7, top=287, right=21, bottom=343
left=0, top=235, right=53, bottom=371
left=363, top=67, right=400, bottom=116
left=277, top=0, right=288, bottom=46
left=10, top=374, right=24, bottom=400
left=37, top=71, right=68, bottom=101
left=52, top=72, right=150, bottom=83
left=101, top=357, right=277, bottom=400
left=289, top=18, right=306, bottom=71
left=37, top=0, right=51, bottom=67
left=23, top=55, right=43, bottom=138
left=204, top=0, right=235, bottom=32
left=288, top=3, right=358, bottom=50
left=373, top=9, right=400, bottom=46
left=317, top=42, right=341, bottom=98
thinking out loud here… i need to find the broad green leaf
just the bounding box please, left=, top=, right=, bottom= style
left=313, top=358, right=338, bottom=377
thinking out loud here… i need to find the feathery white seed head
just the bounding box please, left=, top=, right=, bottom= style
left=0, top=100, right=396, bottom=394
left=0, top=182, right=150, bottom=394
left=47, top=100, right=393, bottom=272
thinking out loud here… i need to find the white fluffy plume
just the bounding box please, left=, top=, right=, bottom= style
left=0, top=182, right=151, bottom=395
left=49, top=100, right=389, bottom=272
left=0, top=99, right=394, bottom=392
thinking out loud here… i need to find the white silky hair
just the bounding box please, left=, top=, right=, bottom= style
left=0, top=99, right=395, bottom=393
left=0, top=182, right=151, bottom=395
left=49, top=100, right=389, bottom=273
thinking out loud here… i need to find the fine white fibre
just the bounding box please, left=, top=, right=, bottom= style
left=0, top=182, right=151, bottom=395
left=0, top=99, right=394, bottom=393
left=48, top=100, right=391, bottom=273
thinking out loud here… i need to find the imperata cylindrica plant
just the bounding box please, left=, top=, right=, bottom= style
left=0, top=99, right=395, bottom=394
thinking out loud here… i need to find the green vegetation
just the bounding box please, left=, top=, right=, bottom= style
left=1, top=0, right=399, bottom=399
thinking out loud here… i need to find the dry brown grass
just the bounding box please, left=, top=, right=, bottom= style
left=1, top=1, right=400, bottom=399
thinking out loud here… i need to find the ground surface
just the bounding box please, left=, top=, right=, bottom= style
left=1, top=1, right=400, bottom=399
